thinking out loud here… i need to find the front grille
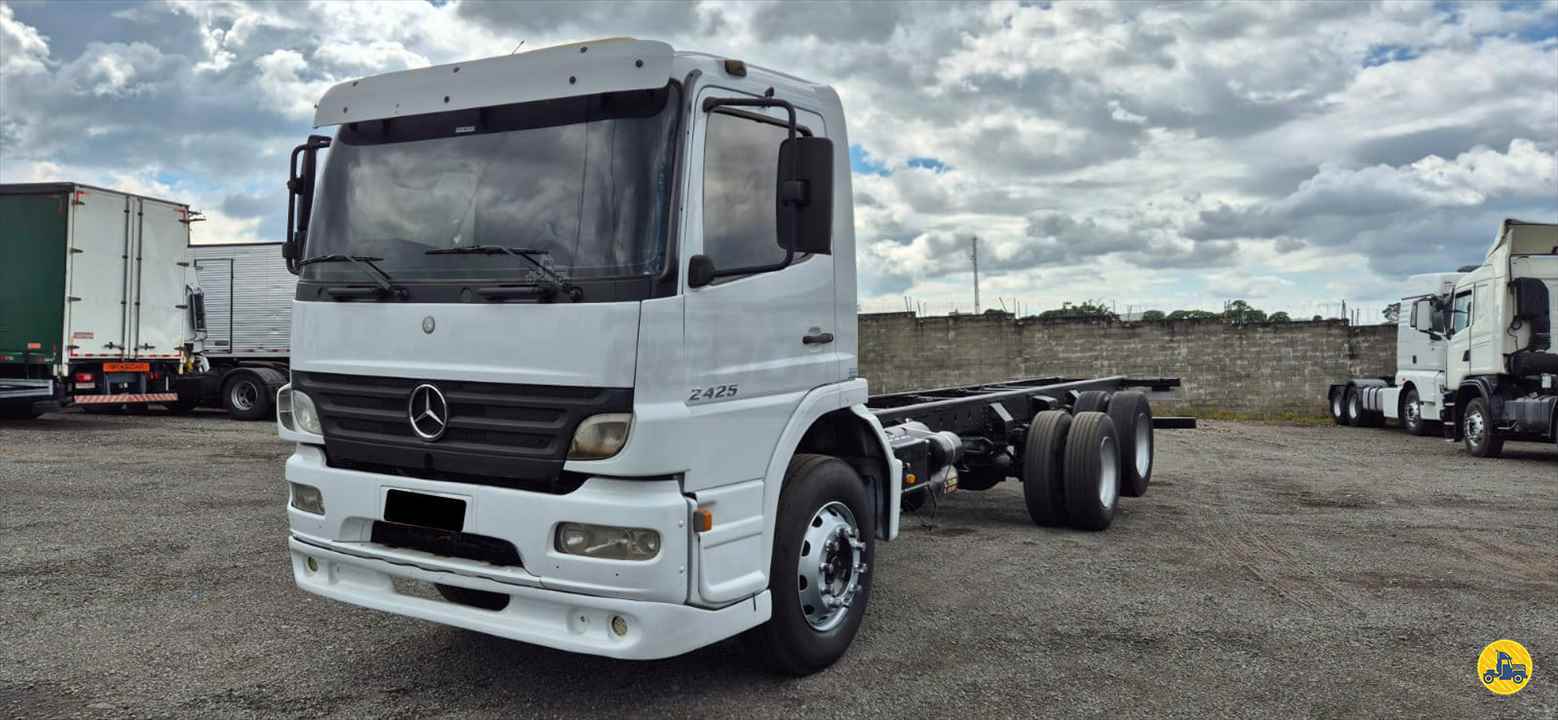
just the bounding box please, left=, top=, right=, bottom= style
left=293, top=371, right=631, bottom=491
left=370, top=521, right=523, bottom=568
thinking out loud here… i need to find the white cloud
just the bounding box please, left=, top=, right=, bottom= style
left=0, top=2, right=50, bottom=75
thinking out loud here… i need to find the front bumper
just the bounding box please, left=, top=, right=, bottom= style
left=284, top=444, right=771, bottom=659
left=289, top=537, right=771, bottom=660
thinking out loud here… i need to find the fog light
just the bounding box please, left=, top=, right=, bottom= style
left=290, top=482, right=325, bottom=515
left=554, top=522, right=661, bottom=560
left=611, top=615, right=628, bottom=636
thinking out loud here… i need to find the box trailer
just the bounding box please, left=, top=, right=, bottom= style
left=189, top=243, right=294, bottom=419
left=0, top=183, right=202, bottom=418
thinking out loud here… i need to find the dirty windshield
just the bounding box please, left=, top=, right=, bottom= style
left=303, top=83, right=681, bottom=283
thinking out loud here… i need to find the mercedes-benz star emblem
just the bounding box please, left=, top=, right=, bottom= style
left=422, top=316, right=436, bottom=334
left=408, top=384, right=449, bottom=441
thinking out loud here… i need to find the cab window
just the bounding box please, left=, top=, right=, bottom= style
left=702, top=112, right=789, bottom=269
left=1451, top=290, right=1473, bottom=333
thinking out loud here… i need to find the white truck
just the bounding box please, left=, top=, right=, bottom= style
left=1328, top=272, right=1462, bottom=435
left=1434, top=219, right=1558, bottom=457
left=273, top=40, right=1191, bottom=674
left=189, top=243, right=295, bottom=419
left=0, top=183, right=205, bottom=417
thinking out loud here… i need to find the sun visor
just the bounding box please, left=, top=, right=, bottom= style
left=313, top=39, right=674, bottom=128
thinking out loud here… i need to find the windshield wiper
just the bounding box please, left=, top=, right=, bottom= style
left=424, top=245, right=583, bottom=302
left=298, top=254, right=407, bottom=300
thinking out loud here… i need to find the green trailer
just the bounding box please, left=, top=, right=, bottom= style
left=0, top=183, right=204, bottom=419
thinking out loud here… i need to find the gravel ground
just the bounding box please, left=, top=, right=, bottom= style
left=2, top=410, right=1555, bottom=719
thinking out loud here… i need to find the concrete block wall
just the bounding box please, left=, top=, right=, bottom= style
left=858, top=312, right=1397, bottom=416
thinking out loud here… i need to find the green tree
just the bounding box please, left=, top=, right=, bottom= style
left=1037, top=300, right=1118, bottom=321
left=1224, top=299, right=1267, bottom=324
left=1268, top=311, right=1292, bottom=323
left=1167, top=309, right=1219, bottom=320
left=1140, top=309, right=1166, bottom=322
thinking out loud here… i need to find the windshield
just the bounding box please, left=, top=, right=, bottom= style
left=304, top=83, right=681, bottom=284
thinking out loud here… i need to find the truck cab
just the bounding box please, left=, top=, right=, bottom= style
left=1329, top=272, right=1460, bottom=434
left=1438, top=220, right=1558, bottom=456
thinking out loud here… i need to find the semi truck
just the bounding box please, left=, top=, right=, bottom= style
left=1436, top=219, right=1558, bottom=457
left=274, top=39, right=1192, bottom=675
left=0, top=183, right=204, bottom=418
left=189, top=243, right=295, bottom=420
left=1328, top=272, right=1462, bottom=434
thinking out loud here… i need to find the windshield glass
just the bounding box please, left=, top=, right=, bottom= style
left=304, top=83, right=681, bottom=283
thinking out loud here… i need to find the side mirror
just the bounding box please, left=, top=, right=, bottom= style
left=1411, top=299, right=1435, bottom=334
left=688, top=254, right=716, bottom=289
left=777, top=136, right=834, bottom=255
left=284, top=134, right=332, bottom=274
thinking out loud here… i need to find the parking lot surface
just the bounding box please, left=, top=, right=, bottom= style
left=2, top=411, right=1555, bottom=719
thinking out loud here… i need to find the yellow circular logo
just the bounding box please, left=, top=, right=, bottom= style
left=1478, top=639, right=1533, bottom=696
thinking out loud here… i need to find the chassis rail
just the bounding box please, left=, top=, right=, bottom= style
left=867, top=375, right=1192, bottom=434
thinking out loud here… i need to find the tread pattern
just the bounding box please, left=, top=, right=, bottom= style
left=1022, top=410, right=1072, bottom=527
left=1063, top=412, right=1118, bottom=531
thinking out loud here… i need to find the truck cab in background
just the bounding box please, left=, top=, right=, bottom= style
left=1439, top=219, right=1558, bottom=457
left=1329, top=272, right=1461, bottom=435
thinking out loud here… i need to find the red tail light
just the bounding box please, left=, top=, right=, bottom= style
left=74, top=372, right=94, bottom=382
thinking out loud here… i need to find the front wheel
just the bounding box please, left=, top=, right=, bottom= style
left=1462, top=397, right=1503, bottom=458
left=748, top=454, right=874, bottom=676
left=1400, top=388, right=1427, bottom=436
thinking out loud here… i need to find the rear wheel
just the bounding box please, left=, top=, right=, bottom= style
left=1063, top=412, right=1120, bottom=531
left=1022, top=410, right=1071, bottom=527
left=1330, top=388, right=1350, bottom=426
left=1105, top=391, right=1153, bottom=497
left=1345, top=386, right=1371, bottom=427
left=1462, top=397, right=1503, bottom=458
left=223, top=374, right=272, bottom=421
left=1073, top=390, right=1110, bottom=414
left=748, top=454, right=874, bottom=676
left=1400, top=387, right=1428, bottom=436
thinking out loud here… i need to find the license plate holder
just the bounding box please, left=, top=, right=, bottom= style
left=103, top=362, right=150, bottom=373
left=383, top=489, right=466, bottom=532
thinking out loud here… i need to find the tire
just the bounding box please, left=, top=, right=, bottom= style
left=1345, top=386, right=1368, bottom=427
left=1400, top=387, right=1428, bottom=436
left=434, top=584, right=509, bottom=611
left=748, top=454, right=874, bottom=676
left=1461, top=396, right=1503, bottom=458
left=1330, top=387, right=1350, bottom=426
left=223, top=373, right=272, bottom=421
left=1063, top=412, right=1120, bottom=532
left=1105, top=391, right=1153, bottom=498
left=1073, top=390, right=1110, bottom=414
left=1022, top=410, right=1072, bottom=527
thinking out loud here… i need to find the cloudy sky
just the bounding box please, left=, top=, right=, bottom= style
left=3, top=1, right=1555, bottom=318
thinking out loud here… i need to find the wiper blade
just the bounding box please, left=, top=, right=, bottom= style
left=425, top=245, right=583, bottom=302
left=298, top=254, right=406, bottom=299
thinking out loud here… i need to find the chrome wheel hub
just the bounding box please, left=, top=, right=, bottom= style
left=797, top=501, right=866, bottom=632
left=1466, top=409, right=1486, bottom=445
left=230, top=381, right=257, bottom=411
left=1133, top=412, right=1151, bottom=479
left=1404, top=399, right=1420, bottom=426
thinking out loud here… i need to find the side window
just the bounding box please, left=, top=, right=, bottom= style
left=703, top=111, right=789, bottom=269
left=1451, top=290, right=1473, bottom=333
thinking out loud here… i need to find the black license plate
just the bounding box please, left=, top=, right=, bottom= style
left=383, top=489, right=465, bottom=532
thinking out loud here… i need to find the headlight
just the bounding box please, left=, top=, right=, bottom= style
left=292, top=389, right=322, bottom=435
left=290, top=482, right=325, bottom=515
left=567, top=413, right=632, bottom=460
left=555, top=522, right=660, bottom=560
left=278, top=384, right=295, bottom=430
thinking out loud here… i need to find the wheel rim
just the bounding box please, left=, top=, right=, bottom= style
left=797, top=501, right=866, bottom=632
left=1403, top=393, right=1420, bottom=428
left=1332, top=393, right=1343, bottom=418
left=1348, top=394, right=1360, bottom=420
left=1466, top=408, right=1486, bottom=446
left=1098, top=435, right=1119, bottom=509
left=1133, top=412, right=1151, bottom=479
left=230, top=381, right=258, bottom=412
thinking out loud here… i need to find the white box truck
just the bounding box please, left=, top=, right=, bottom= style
left=0, top=183, right=204, bottom=417
left=189, top=243, right=295, bottom=419
left=1328, top=272, right=1462, bottom=434
left=1437, top=219, right=1558, bottom=457
left=272, top=39, right=1192, bottom=674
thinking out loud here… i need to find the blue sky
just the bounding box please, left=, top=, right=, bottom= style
left=2, top=0, right=1555, bottom=318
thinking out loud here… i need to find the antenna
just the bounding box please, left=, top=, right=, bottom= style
left=511, top=40, right=526, bottom=54
left=969, top=235, right=980, bottom=315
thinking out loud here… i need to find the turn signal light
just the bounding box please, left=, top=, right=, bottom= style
left=692, top=508, right=713, bottom=532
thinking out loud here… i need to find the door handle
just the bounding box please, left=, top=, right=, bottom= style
left=802, top=332, right=834, bottom=345
left=1462, top=350, right=1470, bottom=361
